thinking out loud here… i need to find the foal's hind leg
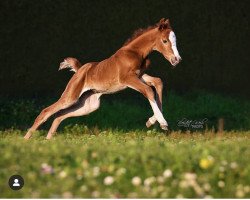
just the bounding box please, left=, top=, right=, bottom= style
left=24, top=96, right=79, bottom=139
left=46, top=92, right=101, bottom=139
left=141, top=74, right=163, bottom=128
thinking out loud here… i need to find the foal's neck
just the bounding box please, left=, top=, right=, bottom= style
left=127, top=29, right=157, bottom=59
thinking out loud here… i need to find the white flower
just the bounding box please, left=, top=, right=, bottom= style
left=93, top=166, right=100, bottom=177
left=62, top=191, right=73, bottom=198
left=41, top=163, right=54, bottom=174
left=80, top=185, right=87, bottom=192
left=243, top=186, right=250, bottom=193
left=176, top=194, right=184, bottom=199
left=144, top=176, right=156, bottom=186
left=104, top=176, right=114, bottom=185
left=203, top=183, right=211, bottom=191
left=163, top=169, right=172, bottom=178
left=221, top=160, right=228, bottom=166
left=92, top=191, right=100, bottom=198
left=179, top=180, right=189, bottom=188
left=127, top=192, right=137, bottom=198
left=218, top=181, right=225, bottom=188
left=219, top=166, right=225, bottom=172
left=157, top=185, right=165, bottom=193
left=184, top=172, right=197, bottom=180
left=157, top=176, right=165, bottom=184
left=59, top=170, right=67, bottom=178
left=236, top=190, right=245, bottom=198
left=230, top=162, right=238, bottom=169
left=116, top=168, right=127, bottom=176
left=131, top=176, right=141, bottom=186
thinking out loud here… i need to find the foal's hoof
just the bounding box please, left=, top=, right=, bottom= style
left=46, top=135, right=53, bottom=140
left=146, top=120, right=153, bottom=128
left=160, top=125, right=169, bottom=131
left=24, top=132, right=32, bottom=140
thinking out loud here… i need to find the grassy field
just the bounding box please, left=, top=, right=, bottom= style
left=0, top=91, right=249, bottom=198
left=0, top=129, right=250, bottom=198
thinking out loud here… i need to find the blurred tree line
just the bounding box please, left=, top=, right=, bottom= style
left=0, top=0, right=249, bottom=98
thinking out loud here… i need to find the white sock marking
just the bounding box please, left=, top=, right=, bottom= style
left=149, top=100, right=168, bottom=126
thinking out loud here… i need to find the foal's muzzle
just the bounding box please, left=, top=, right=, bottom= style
left=170, top=56, right=182, bottom=67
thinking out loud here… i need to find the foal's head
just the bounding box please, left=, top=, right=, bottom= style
left=154, top=18, right=182, bottom=67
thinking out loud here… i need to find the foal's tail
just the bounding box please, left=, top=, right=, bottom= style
left=59, top=57, right=82, bottom=73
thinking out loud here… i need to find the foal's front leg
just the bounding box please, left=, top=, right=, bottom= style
left=141, top=74, right=163, bottom=128
left=123, top=76, right=168, bottom=130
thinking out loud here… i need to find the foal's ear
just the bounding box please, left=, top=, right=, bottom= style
left=158, top=18, right=171, bottom=31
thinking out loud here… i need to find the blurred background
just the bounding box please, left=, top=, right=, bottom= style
left=1, top=0, right=249, bottom=98
left=0, top=0, right=249, bottom=131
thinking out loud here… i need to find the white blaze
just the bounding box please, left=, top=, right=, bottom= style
left=169, top=31, right=181, bottom=59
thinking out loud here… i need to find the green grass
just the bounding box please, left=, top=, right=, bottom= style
left=0, top=129, right=249, bottom=198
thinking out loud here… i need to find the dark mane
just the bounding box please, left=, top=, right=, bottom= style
left=123, top=25, right=158, bottom=46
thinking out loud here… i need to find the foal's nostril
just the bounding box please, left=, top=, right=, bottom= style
left=171, top=57, right=178, bottom=64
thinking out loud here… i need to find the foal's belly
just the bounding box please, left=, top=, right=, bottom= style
left=96, top=84, right=127, bottom=94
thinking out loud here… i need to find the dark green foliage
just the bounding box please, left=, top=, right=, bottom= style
left=0, top=0, right=249, bottom=97
left=0, top=91, right=249, bottom=131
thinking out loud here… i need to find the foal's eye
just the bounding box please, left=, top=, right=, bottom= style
left=163, top=39, right=168, bottom=44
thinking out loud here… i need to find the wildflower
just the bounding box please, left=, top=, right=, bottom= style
left=236, top=189, right=245, bottom=198
left=80, top=185, right=87, bottom=192
left=131, top=176, right=141, bottom=186
left=184, top=172, right=197, bottom=181
left=218, top=181, right=225, bottom=188
left=143, top=185, right=151, bottom=193
left=41, top=163, right=54, bottom=174
left=144, top=176, right=156, bottom=186
left=221, top=160, right=228, bottom=166
left=91, top=152, right=98, bottom=159
left=157, top=185, right=165, bottom=193
left=92, top=191, right=100, bottom=198
left=183, top=173, right=204, bottom=196
left=179, top=180, right=189, bottom=188
left=82, top=160, right=89, bottom=169
left=93, top=166, right=100, bottom=177
left=199, top=156, right=214, bottom=169
left=116, top=168, right=126, bottom=176
left=62, top=191, right=73, bottom=198
left=243, top=186, right=250, bottom=193
left=219, top=166, right=225, bottom=172
left=127, top=192, right=137, bottom=198
left=230, top=162, right=238, bottom=169
left=203, top=183, right=211, bottom=191
left=163, top=169, right=172, bottom=178
left=176, top=194, right=184, bottom=199
left=157, top=176, right=165, bottom=184
left=59, top=170, right=67, bottom=178
left=31, top=191, right=40, bottom=198
left=104, top=176, right=114, bottom=185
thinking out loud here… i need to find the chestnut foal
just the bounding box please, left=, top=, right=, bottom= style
left=24, top=18, right=181, bottom=139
